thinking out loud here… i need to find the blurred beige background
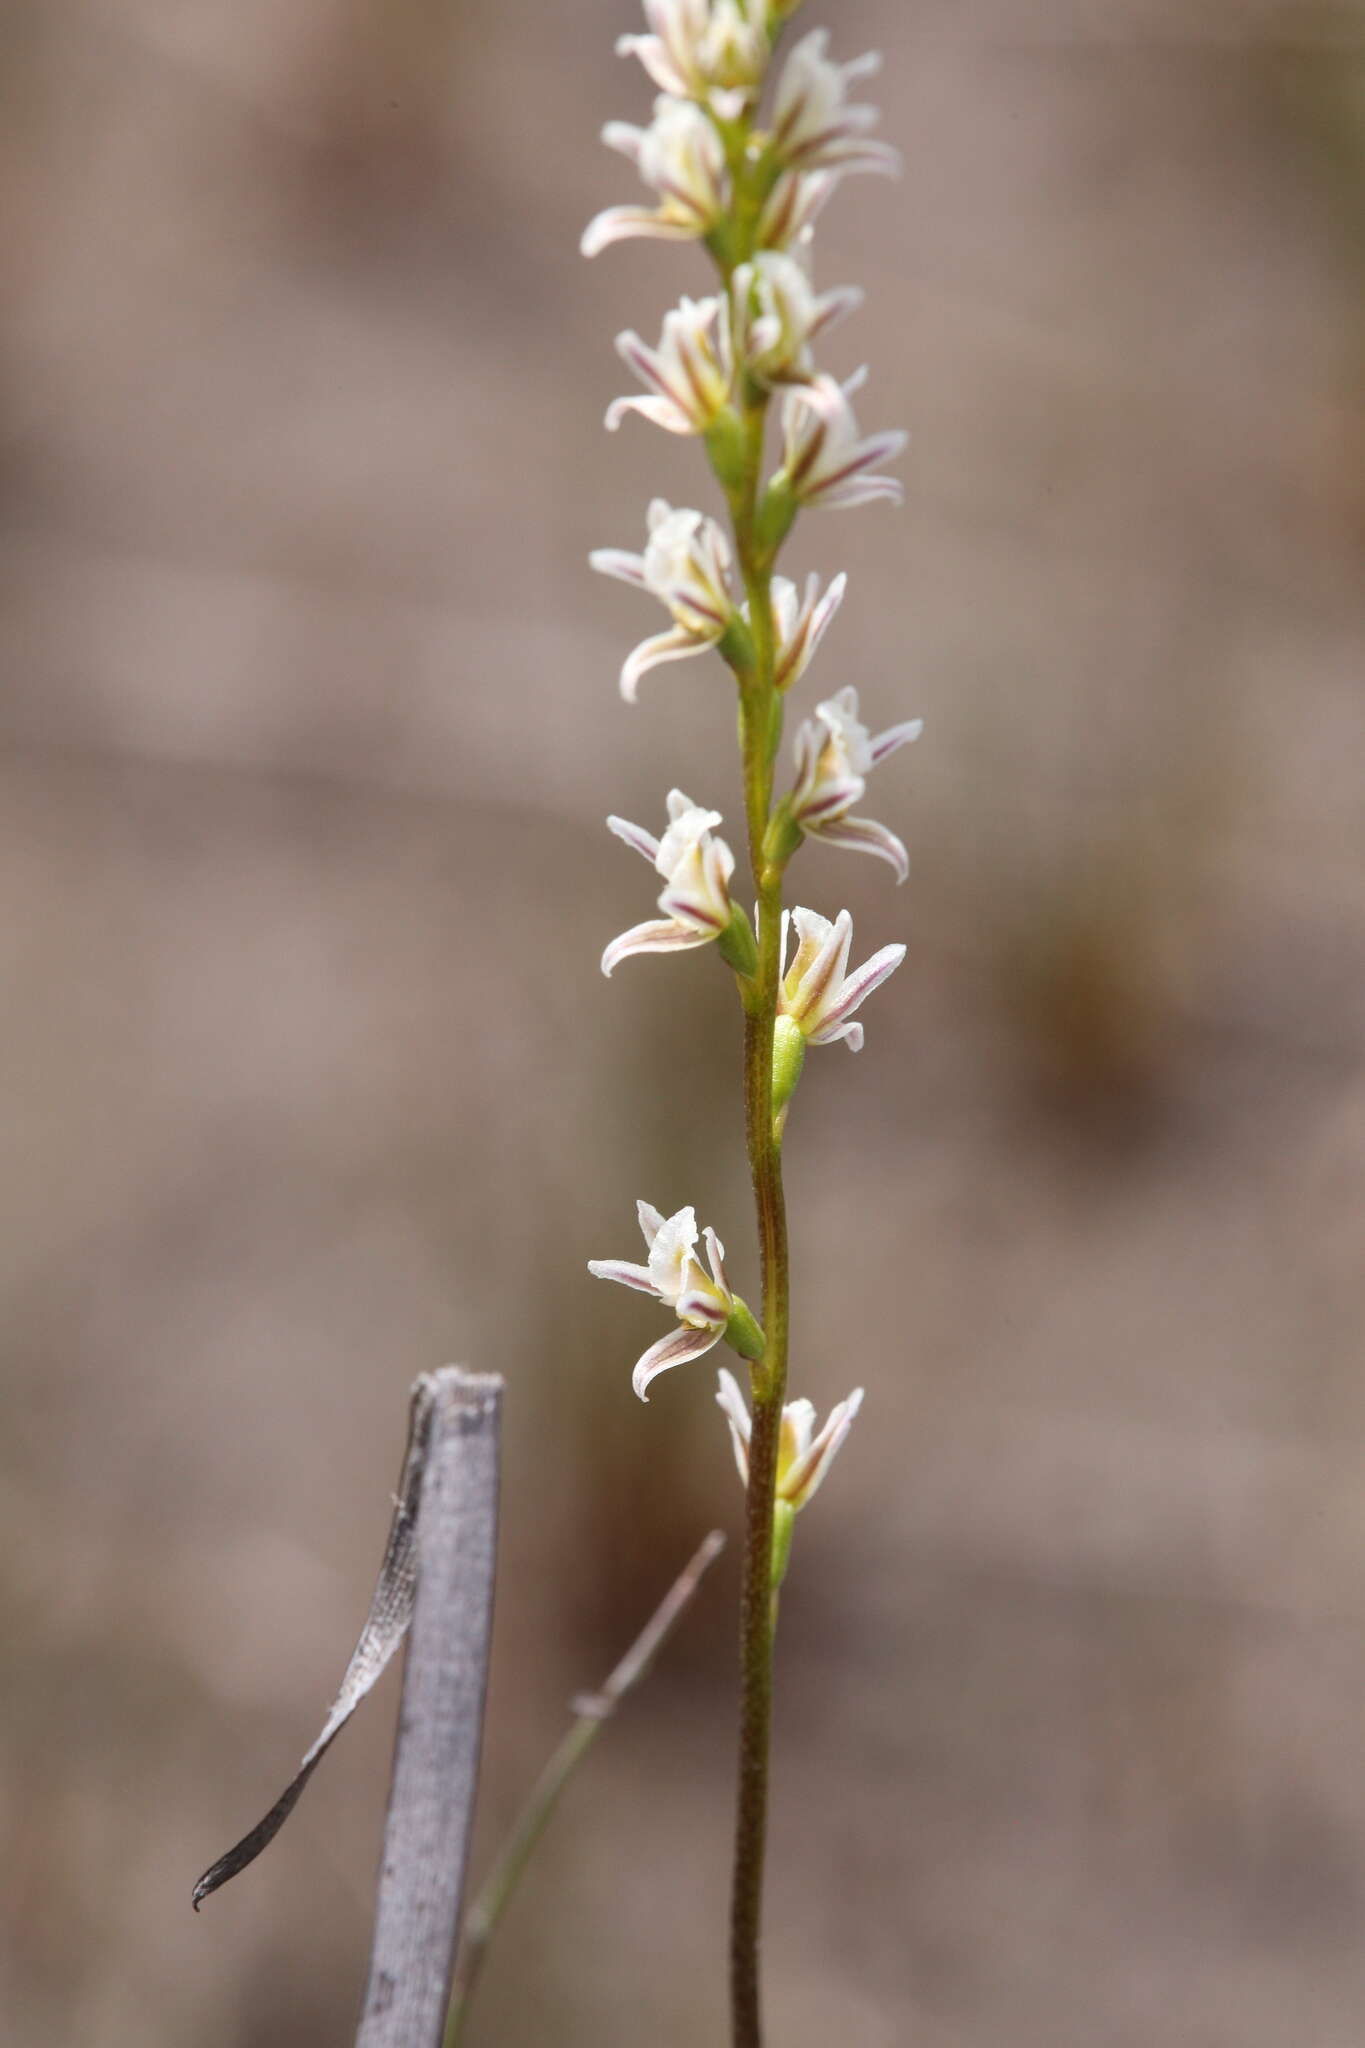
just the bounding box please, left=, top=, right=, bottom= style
left=3, top=1, right=1365, bottom=2042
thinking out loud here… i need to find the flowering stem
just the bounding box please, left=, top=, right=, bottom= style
left=585, top=15, right=907, bottom=2034
left=730, top=501, right=789, bottom=2043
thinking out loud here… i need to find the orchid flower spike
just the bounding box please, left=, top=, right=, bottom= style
left=591, top=1203, right=762, bottom=1399
left=731, top=252, right=862, bottom=387
left=790, top=686, right=923, bottom=882
left=777, top=370, right=906, bottom=511
left=616, top=0, right=769, bottom=121
left=602, top=790, right=737, bottom=975
left=591, top=499, right=740, bottom=701
left=607, top=295, right=735, bottom=437
left=768, top=28, right=901, bottom=179
left=779, top=906, right=905, bottom=1051
left=582, top=95, right=730, bottom=257
left=716, top=1368, right=865, bottom=1510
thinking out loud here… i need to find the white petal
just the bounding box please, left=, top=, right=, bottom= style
left=601, top=121, right=646, bottom=165
left=806, top=942, right=906, bottom=1042
left=637, top=1200, right=666, bottom=1248
left=601, top=917, right=717, bottom=977
left=870, top=717, right=924, bottom=765
left=615, top=34, right=689, bottom=97
left=647, top=1206, right=699, bottom=1301
left=606, top=815, right=662, bottom=864
left=581, top=206, right=701, bottom=258
left=807, top=435, right=908, bottom=506
left=779, top=1397, right=818, bottom=1471
left=589, top=547, right=648, bottom=588
left=715, top=1367, right=752, bottom=1484
left=811, top=285, right=864, bottom=336
left=788, top=906, right=854, bottom=1024
left=605, top=393, right=696, bottom=435
left=782, top=1387, right=865, bottom=1507
left=807, top=813, right=910, bottom=884
left=620, top=627, right=710, bottom=704
left=805, top=569, right=848, bottom=656
left=587, top=1258, right=660, bottom=1295
left=632, top=1320, right=725, bottom=1401
left=812, top=471, right=905, bottom=512
left=794, top=772, right=865, bottom=824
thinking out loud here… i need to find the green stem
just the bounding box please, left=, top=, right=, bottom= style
left=728, top=483, right=790, bottom=2048
left=443, top=1531, right=726, bottom=2047
left=701, top=41, right=799, bottom=2039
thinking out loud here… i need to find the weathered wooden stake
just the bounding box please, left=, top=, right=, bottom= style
left=355, top=1368, right=502, bottom=2048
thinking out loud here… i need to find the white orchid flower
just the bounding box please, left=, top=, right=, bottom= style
left=764, top=570, right=847, bottom=692
left=730, top=251, right=862, bottom=386
left=756, top=166, right=838, bottom=254
left=779, top=906, right=905, bottom=1051
left=606, top=295, right=735, bottom=437
left=582, top=95, right=730, bottom=257
left=602, top=789, right=736, bottom=975
left=617, top=0, right=769, bottom=119
left=777, top=370, right=906, bottom=511
left=591, top=498, right=739, bottom=701
left=790, top=686, right=922, bottom=881
left=769, top=28, right=901, bottom=179
left=591, top=1202, right=760, bottom=1400
left=716, top=1368, right=865, bottom=1509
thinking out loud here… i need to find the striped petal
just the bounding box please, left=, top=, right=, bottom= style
left=586, top=1258, right=660, bottom=1295
left=805, top=941, right=906, bottom=1045
left=781, top=1388, right=865, bottom=1507
left=606, top=815, right=662, bottom=865
left=601, top=917, right=718, bottom=977
left=870, top=717, right=924, bottom=765
left=605, top=394, right=695, bottom=434
left=581, top=206, right=703, bottom=258
left=715, top=1367, right=752, bottom=1484
left=632, top=1319, right=726, bottom=1402
left=589, top=547, right=648, bottom=588
left=807, top=812, right=910, bottom=885
left=620, top=626, right=711, bottom=703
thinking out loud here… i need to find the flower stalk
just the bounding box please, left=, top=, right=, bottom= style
left=584, top=8, right=915, bottom=2041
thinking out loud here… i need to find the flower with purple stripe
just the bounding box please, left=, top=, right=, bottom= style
left=591, top=1201, right=757, bottom=1400
left=790, top=685, right=922, bottom=881
left=591, top=499, right=739, bottom=701
left=777, top=371, right=906, bottom=511
left=769, top=29, right=901, bottom=180
left=601, top=788, right=736, bottom=977
left=779, top=905, right=905, bottom=1052
left=582, top=95, right=730, bottom=258
left=606, top=295, right=734, bottom=437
